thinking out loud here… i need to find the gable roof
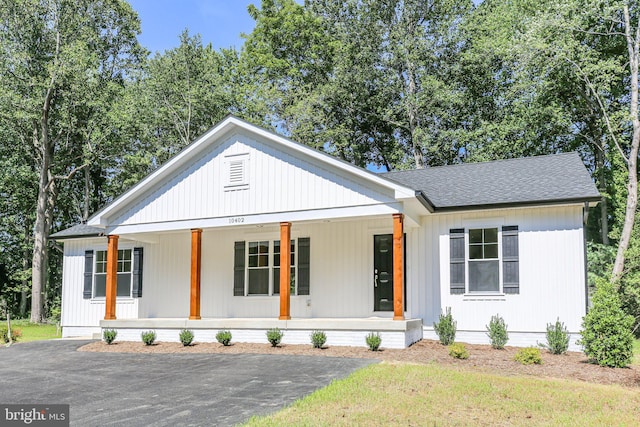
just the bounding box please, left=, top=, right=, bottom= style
left=50, top=223, right=104, bottom=239
left=384, top=152, right=600, bottom=212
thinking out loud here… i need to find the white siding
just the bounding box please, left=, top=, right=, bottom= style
left=109, top=131, right=396, bottom=227
left=409, top=205, right=586, bottom=334
left=61, top=238, right=139, bottom=337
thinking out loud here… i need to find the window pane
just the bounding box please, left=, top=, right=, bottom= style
left=258, top=241, right=269, bottom=254
left=290, top=267, right=296, bottom=294
left=248, top=255, right=258, bottom=268
left=249, top=241, right=258, bottom=255
left=116, top=273, right=131, bottom=297
left=94, top=274, right=106, bottom=297
left=96, top=251, right=106, bottom=262
left=258, top=254, right=269, bottom=267
left=248, top=269, right=269, bottom=294
left=469, top=229, right=483, bottom=244
left=469, top=245, right=483, bottom=259
left=484, top=243, right=499, bottom=259
left=469, top=260, right=499, bottom=292
left=273, top=268, right=280, bottom=294
left=484, top=228, right=498, bottom=243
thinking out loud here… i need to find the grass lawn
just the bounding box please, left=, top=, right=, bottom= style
left=3, top=319, right=61, bottom=343
left=245, top=362, right=640, bottom=426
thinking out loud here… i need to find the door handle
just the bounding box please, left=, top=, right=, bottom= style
left=374, top=269, right=378, bottom=287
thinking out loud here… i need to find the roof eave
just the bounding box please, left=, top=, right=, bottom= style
left=431, top=195, right=602, bottom=213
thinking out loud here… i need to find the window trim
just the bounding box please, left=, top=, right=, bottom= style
left=92, top=246, right=135, bottom=300
left=467, top=227, right=501, bottom=294
left=244, top=239, right=298, bottom=297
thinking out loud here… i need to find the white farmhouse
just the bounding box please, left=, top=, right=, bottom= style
left=52, top=116, right=600, bottom=349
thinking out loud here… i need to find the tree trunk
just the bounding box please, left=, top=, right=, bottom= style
left=596, top=147, right=609, bottom=245
left=406, top=61, right=424, bottom=169
left=19, top=239, right=29, bottom=318
left=612, top=6, right=639, bottom=281
left=30, top=135, right=50, bottom=323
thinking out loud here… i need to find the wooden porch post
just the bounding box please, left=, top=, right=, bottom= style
left=105, top=234, right=119, bottom=320
left=189, top=229, right=202, bottom=320
left=279, top=222, right=291, bottom=320
left=392, top=213, right=404, bottom=320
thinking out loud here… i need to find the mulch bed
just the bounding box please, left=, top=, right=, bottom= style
left=79, top=339, right=640, bottom=388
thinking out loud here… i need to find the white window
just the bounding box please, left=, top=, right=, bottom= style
left=246, top=240, right=296, bottom=296
left=468, top=228, right=499, bottom=292
left=94, top=249, right=133, bottom=298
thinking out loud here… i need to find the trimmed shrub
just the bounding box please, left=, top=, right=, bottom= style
left=541, top=318, right=570, bottom=354
left=486, top=314, right=509, bottom=349
left=515, top=347, right=543, bottom=365
left=266, top=328, right=283, bottom=347
left=365, top=332, right=382, bottom=351
left=434, top=307, right=457, bottom=345
left=141, top=330, right=156, bottom=346
left=579, top=279, right=634, bottom=368
left=216, top=330, right=232, bottom=346
left=0, top=326, right=21, bottom=344
left=179, top=329, right=194, bottom=346
left=103, top=329, right=117, bottom=345
left=310, top=330, right=327, bottom=349
left=448, top=343, right=469, bottom=359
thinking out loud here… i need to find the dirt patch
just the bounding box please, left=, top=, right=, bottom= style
left=79, top=339, right=640, bottom=388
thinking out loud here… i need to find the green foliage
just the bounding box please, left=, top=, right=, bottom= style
left=486, top=314, right=509, bottom=349
left=365, top=332, right=382, bottom=351
left=266, top=328, right=283, bottom=347
left=102, top=329, right=117, bottom=345
left=448, top=343, right=469, bottom=359
left=434, top=307, right=457, bottom=345
left=515, top=347, right=543, bottom=365
left=179, top=329, right=194, bottom=346
left=579, top=279, right=634, bottom=368
left=310, top=330, right=327, bottom=349
left=141, top=330, right=157, bottom=346
left=216, top=330, right=232, bottom=346
left=0, top=326, right=21, bottom=343
left=540, top=318, right=570, bottom=354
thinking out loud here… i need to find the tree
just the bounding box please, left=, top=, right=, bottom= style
left=0, top=0, right=144, bottom=322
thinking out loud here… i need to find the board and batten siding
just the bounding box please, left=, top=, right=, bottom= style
left=61, top=238, right=139, bottom=337
left=407, top=205, right=586, bottom=334
left=108, top=131, right=397, bottom=227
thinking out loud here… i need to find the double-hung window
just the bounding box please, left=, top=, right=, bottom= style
left=234, top=238, right=309, bottom=296
left=449, top=226, right=519, bottom=295
left=94, top=249, right=133, bottom=298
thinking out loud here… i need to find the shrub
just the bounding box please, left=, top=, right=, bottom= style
left=540, top=318, right=570, bottom=354
left=579, top=279, right=634, bottom=368
left=0, top=326, right=21, bottom=343
left=310, top=330, right=327, bottom=349
left=103, top=329, right=117, bottom=345
left=216, top=330, right=232, bottom=346
left=448, top=343, right=469, bottom=359
left=141, top=330, right=156, bottom=346
left=266, top=328, right=283, bottom=347
left=434, top=307, right=456, bottom=345
left=365, top=332, right=382, bottom=351
left=179, top=329, right=194, bottom=346
left=515, top=347, right=543, bottom=365
left=486, top=314, right=509, bottom=349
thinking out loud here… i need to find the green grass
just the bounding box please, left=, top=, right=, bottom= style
left=2, top=319, right=61, bottom=343
left=245, top=362, right=640, bottom=426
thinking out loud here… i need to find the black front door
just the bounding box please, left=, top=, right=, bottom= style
left=374, top=234, right=394, bottom=311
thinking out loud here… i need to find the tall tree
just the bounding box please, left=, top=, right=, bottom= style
left=0, top=0, right=144, bottom=322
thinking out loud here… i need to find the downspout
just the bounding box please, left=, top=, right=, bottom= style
left=583, top=202, right=590, bottom=314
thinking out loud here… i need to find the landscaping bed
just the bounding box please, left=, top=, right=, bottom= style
left=79, top=338, right=640, bottom=388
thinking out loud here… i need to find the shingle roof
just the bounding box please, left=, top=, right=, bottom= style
left=50, top=223, right=104, bottom=239
left=383, top=152, right=600, bottom=211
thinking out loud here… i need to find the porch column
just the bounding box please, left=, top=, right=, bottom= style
left=392, top=213, right=404, bottom=320
left=279, top=222, right=291, bottom=320
left=104, top=234, right=119, bottom=320
left=189, top=228, right=202, bottom=320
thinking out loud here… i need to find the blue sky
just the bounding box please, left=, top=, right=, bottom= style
left=128, top=0, right=258, bottom=53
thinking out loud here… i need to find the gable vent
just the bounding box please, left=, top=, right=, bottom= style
left=224, top=153, right=249, bottom=190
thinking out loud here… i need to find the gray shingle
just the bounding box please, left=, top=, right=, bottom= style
left=50, top=224, right=104, bottom=239
left=383, top=152, right=600, bottom=211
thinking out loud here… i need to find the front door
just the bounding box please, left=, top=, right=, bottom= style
left=374, top=234, right=394, bottom=311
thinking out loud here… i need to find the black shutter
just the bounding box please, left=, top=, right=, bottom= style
left=132, top=247, right=144, bottom=298
left=449, top=229, right=465, bottom=294
left=83, top=250, right=94, bottom=299
left=502, top=226, right=519, bottom=294
left=297, top=237, right=310, bottom=295
left=233, top=241, right=245, bottom=296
